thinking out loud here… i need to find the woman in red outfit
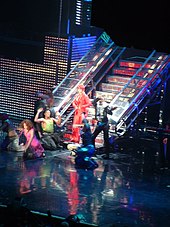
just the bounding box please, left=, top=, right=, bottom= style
left=71, top=84, right=92, bottom=143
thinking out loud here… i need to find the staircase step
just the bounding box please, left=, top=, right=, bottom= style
left=107, top=75, right=131, bottom=84
left=119, top=60, right=152, bottom=69
left=108, top=75, right=149, bottom=89
left=95, top=91, right=116, bottom=102
left=100, top=83, right=124, bottom=93
left=113, top=67, right=146, bottom=77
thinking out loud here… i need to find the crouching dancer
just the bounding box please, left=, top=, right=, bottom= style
left=68, top=117, right=98, bottom=170
left=0, top=113, right=23, bottom=152
left=18, top=119, right=45, bottom=160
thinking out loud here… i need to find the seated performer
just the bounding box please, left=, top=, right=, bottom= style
left=68, top=116, right=98, bottom=170
left=18, top=119, right=45, bottom=160
left=34, top=88, right=55, bottom=138
left=34, top=108, right=63, bottom=150
left=0, top=112, right=23, bottom=152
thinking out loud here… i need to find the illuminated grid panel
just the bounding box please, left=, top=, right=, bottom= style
left=0, top=37, right=59, bottom=120
left=0, top=35, right=96, bottom=121
left=70, top=35, right=96, bottom=69
left=0, top=59, right=57, bottom=119
left=44, top=36, right=69, bottom=83
left=44, top=36, right=96, bottom=83
left=75, top=0, right=92, bottom=26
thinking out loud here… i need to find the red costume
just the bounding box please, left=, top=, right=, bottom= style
left=71, top=85, right=92, bottom=143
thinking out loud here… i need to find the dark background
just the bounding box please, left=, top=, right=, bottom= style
left=91, top=0, right=170, bottom=53
left=0, top=0, right=169, bottom=55
left=0, top=0, right=60, bottom=35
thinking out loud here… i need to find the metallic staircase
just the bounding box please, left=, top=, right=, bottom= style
left=52, top=31, right=170, bottom=139
left=52, top=32, right=126, bottom=124
left=105, top=51, right=170, bottom=135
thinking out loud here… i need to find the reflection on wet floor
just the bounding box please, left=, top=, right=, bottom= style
left=0, top=137, right=170, bottom=227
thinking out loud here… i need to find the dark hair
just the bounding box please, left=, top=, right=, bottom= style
left=44, top=109, right=52, bottom=116
left=45, top=89, right=54, bottom=98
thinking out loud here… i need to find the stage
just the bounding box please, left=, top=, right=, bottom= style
left=0, top=137, right=170, bottom=227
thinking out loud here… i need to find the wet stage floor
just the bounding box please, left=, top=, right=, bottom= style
left=0, top=137, right=170, bottom=227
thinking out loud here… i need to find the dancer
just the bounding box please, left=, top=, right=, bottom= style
left=34, top=89, right=55, bottom=138
left=18, top=119, right=45, bottom=160
left=68, top=115, right=98, bottom=170
left=34, top=108, right=63, bottom=150
left=71, top=84, right=92, bottom=143
left=0, top=113, right=23, bottom=152
left=35, top=89, right=55, bottom=114
left=92, top=97, right=118, bottom=159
